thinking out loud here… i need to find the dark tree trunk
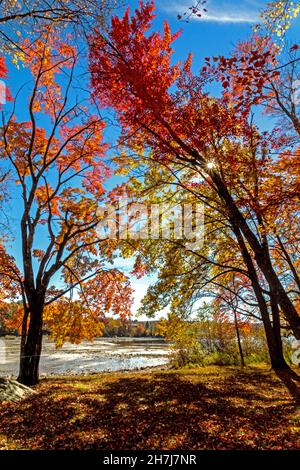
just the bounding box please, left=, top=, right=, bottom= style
left=233, top=310, right=245, bottom=368
left=264, top=321, right=289, bottom=370
left=231, top=223, right=289, bottom=370
left=268, top=292, right=289, bottom=370
left=17, top=303, right=44, bottom=386
left=252, top=283, right=288, bottom=369
left=255, top=252, right=300, bottom=340
left=213, top=172, right=300, bottom=339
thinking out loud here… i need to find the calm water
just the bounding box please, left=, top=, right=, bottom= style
left=0, top=336, right=170, bottom=377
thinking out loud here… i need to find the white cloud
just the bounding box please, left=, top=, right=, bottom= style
left=199, top=13, right=258, bottom=24
left=160, top=0, right=262, bottom=24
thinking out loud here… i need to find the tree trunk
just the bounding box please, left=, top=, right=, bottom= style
left=255, top=251, right=300, bottom=340
left=233, top=310, right=245, bottom=367
left=252, top=284, right=288, bottom=369
left=213, top=172, right=300, bottom=339
left=231, top=223, right=289, bottom=370
left=17, top=304, right=43, bottom=386
left=268, top=292, right=289, bottom=370
left=264, top=321, right=289, bottom=369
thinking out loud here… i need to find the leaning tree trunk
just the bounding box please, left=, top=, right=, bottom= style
left=264, top=318, right=288, bottom=369
left=255, top=251, right=300, bottom=340
left=233, top=310, right=245, bottom=368
left=232, top=223, right=289, bottom=370
left=251, top=278, right=288, bottom=369
left=214, top=172, right=300, bottom=339
left=17, top=304, right=44, bottom=386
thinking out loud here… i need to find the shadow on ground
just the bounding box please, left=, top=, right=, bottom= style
left=0, top=367, right=299, bottom=450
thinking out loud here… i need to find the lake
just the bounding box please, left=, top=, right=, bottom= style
left=0, top=336, right=170, bottom=377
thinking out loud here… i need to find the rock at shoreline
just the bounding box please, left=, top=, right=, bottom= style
left=0, top=378, right=36, bottom=403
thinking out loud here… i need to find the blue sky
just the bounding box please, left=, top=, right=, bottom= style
left=148, top=0, right=267, bottom=62
left=161, top=0, right=264, bottom=24
left=2, top=0, right=298, bottom=318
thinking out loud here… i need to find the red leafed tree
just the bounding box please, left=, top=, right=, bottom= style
left=0, top=56, right=7, bottom=81
left=0, top=27, right=132, bottom=386
left=0, top=55, right=10, bottom=110
left=89, top=1, right=300, bottom=370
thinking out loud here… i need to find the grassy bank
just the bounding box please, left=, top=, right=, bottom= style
left=0, top=366, right=299, bottom=450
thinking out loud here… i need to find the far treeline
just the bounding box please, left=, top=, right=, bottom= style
left=2, top=300, right=292, bottom=370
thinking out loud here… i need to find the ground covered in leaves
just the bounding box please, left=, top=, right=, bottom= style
left=0, top=366, right=299, bottom=450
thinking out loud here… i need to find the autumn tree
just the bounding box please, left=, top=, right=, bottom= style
left=259, top=1, right=300, bottom=39
left=0, top=28, right=132, bottom=386
left=120, top=160, right=289, bottom=370
left=0, top=0, right=119, bottom=55
left=0, top=0, right=118, bottom=249
left=89, top=2, right=300, bottom=367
